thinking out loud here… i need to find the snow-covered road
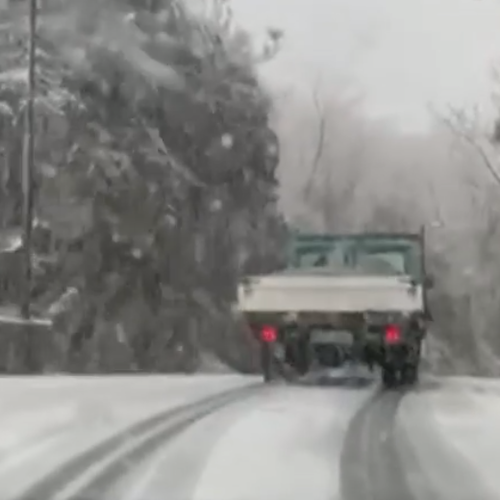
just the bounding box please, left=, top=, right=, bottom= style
left=0, top=373, right=498, bottom=500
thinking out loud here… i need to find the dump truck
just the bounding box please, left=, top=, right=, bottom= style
left=234, top=229, right=433, bottom=388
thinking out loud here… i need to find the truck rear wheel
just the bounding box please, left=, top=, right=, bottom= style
left=260, top=342, right=276, bottom=383
left=263, top=367, right=273, bottom=383
left=402, top=364, right=418, bottom=386
left=382, top=365, right=397, bottom=388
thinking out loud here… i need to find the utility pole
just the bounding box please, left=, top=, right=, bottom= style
left=20, top=0, right=37, bottom=319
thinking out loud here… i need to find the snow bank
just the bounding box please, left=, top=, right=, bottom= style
left=196, top=352, right=235, bottom=374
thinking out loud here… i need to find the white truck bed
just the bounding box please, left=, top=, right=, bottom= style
left=237, top=273, right=424, bottom=313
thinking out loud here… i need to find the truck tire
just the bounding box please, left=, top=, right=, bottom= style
left=402, top=364, right=419, bottom=386
left=382, top=365, right=397, bottom=388
left=260, top=342, right=275, bottom=383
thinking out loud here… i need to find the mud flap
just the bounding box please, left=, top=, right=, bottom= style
left=260, top=342, right=274, bottom=382
left=401, top=364, right=419, bottom=385
left=382, top=365, right=397, bottom=388
left=261, top=342, right=298, bottom=383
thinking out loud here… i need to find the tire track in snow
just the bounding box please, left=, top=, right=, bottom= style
left=340, top=389, right=414, bottom=500
left=12, top=383, right=264, bottom=500
left=112, top=386, right=278, bottom=500
left=190, top=382, right=377, bottom=500
left=340, top=382, right=498, bottom=500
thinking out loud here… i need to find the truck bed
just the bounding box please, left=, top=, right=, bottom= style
left=237, top=272, right=424, bottom=314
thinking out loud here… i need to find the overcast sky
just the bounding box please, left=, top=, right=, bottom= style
left=232, top=0, right=500, bottom=132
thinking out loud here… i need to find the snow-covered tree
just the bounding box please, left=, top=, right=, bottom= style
left=0, top=0, right=285, bottom=373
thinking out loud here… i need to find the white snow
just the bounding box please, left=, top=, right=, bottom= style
left=0, top=374, right=259, bottom=500
left=0, top=372, right=379, bottom=500
left=110, top=388, right=271, bottom=500
left=197, top=351, right=235, bottom=374
left=106, top=372, right=376, bottom=500
left=6, top=371, right=500, bottom=500
left=397, top=376, right=500, bottom=500
left=192, top=384, right=374, bottom=500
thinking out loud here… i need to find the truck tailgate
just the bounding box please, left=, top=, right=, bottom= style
left=237, top=274, right=423, bottom=313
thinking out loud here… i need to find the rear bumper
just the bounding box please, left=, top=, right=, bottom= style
left=239, top=311, right=366, bottom=333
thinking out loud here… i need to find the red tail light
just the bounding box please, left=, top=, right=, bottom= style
left=384, top=324, right=401, bottom=343
left=260, top=325, right=277, bottom=343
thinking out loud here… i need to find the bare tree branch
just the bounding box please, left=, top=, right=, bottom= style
left=439, top=106, right=500, bottom=187
left=303, top=77, right=327, bottom=201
